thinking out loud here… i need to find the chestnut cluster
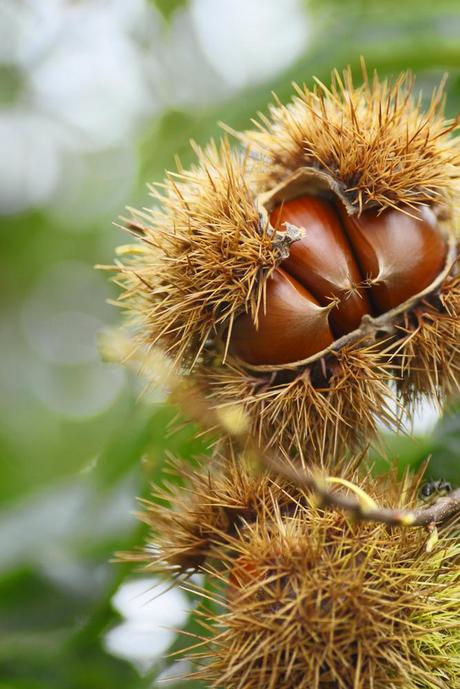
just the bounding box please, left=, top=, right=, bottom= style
left=114, top=68, right=460, bottom=689
left=114, top=68, right=460, bottom=458
left=231, top=196, right=447, bottom=366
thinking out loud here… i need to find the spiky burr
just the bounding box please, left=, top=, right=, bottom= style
left=114, top=66, right=460, bottom=462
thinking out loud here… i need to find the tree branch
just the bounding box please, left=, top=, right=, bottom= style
left=170, top=382, right=460, bottom=530
left=265, top=455, right=460, bottom=528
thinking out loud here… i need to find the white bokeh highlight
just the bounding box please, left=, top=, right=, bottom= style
left=0, top=0, right=311, bottom=217
left=48, top=145, right=137, bottom=228
left=0, top=108, right=63, bottom=214
left=22, top=260, right=110, bottom=364
left=27, top=359, right=125, bottom=419
left=0, top=0, right=157, bottom=217
left=105, top=578, right=190, bottom=673
left=28, top=6, right=155, bottom=151
left=21, top=260, right=125, bottom=418
left=191, top=0, right=310, bottom=89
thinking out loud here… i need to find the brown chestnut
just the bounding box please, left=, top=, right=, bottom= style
left=230, top=268, right=334, bottom=365
left=230, top=195, right=447, bottom=367
left=271, top=196, right=372, bottom=336
left=338, top=204, right=447, bottom=314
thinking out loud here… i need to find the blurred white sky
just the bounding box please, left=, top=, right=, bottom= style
left=104, top=577, right=190, bottom=673
left=0, top=0, right=311, bottom=446
left=0, top=0, right=310, bottom=218
left=0, top=7, right=309, bottom=671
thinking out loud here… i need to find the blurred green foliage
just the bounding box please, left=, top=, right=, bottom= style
left=0, top=1, right=459, bottom=688
left=152, top=0, right=188, bottom=22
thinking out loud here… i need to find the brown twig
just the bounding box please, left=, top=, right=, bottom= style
left=265, top=455, right=460, bottom=528
left=171, top=381, right=460, bottom=530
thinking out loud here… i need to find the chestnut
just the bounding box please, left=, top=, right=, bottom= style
left=114, top=69, right=460, bottom=462
left=271, top=196, right=372, bottom=336
left=230, top=267, right=334, bottom=365
left=338, top=204, right=447, bottom=313
left=231, top=194, right=447, bottom=366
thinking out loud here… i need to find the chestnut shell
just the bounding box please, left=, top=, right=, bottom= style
left=271, top=197, right=372, bottom=336
left=230, top=268, right=334, bottom=366
left=230, top=195, right=447, bottom=366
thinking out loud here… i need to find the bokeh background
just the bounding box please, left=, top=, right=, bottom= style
left=1, top=1, right=460, bottom=687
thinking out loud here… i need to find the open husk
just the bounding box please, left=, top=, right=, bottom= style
left=113, top=67, right=460, bottom=463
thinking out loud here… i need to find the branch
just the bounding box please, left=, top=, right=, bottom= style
left=265, top=456, right=460, bottom=528
left=169, top=381, right=460, bottom=530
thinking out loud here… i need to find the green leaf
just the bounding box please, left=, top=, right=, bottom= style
left=369, top=432, right=433, bottom=477
left=427, top=405, right=460, bottom=483
left=151, top=0, right=188, bottom=22
left=0, top=567, right=143, bottom=689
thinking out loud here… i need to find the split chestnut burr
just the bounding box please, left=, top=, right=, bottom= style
left=230, top=196, right=447, bottom=366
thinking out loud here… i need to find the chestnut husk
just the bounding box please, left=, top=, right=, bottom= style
left=230, top=167, right=455, bottom=374
left=202, top=166, right=458, bottom=459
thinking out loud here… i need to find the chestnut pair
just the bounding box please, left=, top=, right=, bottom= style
left=231, top=196, right=446, bottom=365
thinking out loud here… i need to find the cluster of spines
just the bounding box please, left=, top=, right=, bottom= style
left=113, top=65, right=460, bottom=689
left=198, top=341, right=399, bottom=461
left=115, top=139, right=279, bottom=367
left=199, top=269, right=460, bottom=459
left=129, top=455, right=460, bottom=689
left=113, top=67, right=460, bottom=462
left=192, top=520, right=460, bottom=689
left=124, top=452, right=301, bottom=575
left=394, top=270, right=460, bottom=407
left=239, top=66, right=460, bottom=213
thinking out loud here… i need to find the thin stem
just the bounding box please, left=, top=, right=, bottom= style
left=265, top=454, right=460, bottom=528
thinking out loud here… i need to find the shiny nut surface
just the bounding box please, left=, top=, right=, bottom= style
left=271, top=197, right=372, bottom=336
left=231, top=196, right=447, bottom=366
left=230, top=267, right=334, bottom=365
